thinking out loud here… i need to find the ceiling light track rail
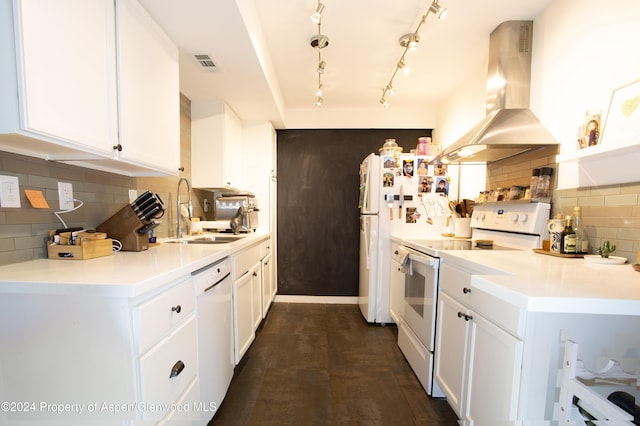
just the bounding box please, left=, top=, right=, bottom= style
left=310, top=1, right=329, bottom=107
left=379, top=0, right=448, bottom=108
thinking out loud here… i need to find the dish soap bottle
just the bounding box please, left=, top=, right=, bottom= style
left=561, top=215, right=576, bottom=254
left=572, top=206, right=588, bottom=254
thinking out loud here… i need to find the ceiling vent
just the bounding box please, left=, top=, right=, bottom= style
left=194, top=54, right=218, bottom=72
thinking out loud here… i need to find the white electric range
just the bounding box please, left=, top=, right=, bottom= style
left=393, top=202, right=550, bottom=398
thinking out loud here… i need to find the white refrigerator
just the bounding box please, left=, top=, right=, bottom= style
left=358, top=152, right=448, bottom=324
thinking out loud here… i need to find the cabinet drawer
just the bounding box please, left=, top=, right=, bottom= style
left=468, top=288, right=526, bottom=339
left=391, top=241, right=404, bottom=263
left=259, top=239, right=271, bottom=259
left=439, top=263, right=474, bottom=304
left=233, top=244, right=261, bottom=278
left=135, top=277, right=195, bottom=353
left=139, top=316, right=197, bottom=421
left=439, top=263, right=525, bottom=338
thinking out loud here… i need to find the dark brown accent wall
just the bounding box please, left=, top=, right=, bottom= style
left=276, top=129, right=431, bottom=296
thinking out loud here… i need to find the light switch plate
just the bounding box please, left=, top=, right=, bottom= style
left=0, top=175, right=21, bottom=208
left=58, top=182, right=74, bottom=210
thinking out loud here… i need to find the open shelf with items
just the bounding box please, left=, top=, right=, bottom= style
left=556, top=144, right=640, bottom=189
left=558, top=340, right=638, bottom=424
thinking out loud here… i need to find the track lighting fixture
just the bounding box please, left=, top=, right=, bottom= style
left=310, top=34, right=330, bottom=50
left=379, top=0, right=448, bottom=107
left=310, top=1, right=329, bottom=106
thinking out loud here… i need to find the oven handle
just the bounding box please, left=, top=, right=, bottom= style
left=407, top=253, right=439, bottom=269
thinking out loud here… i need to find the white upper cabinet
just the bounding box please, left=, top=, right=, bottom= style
left=191, top=100, right=243, bottom=189
left=115, top=0, right=180, bottom=176
left=0, top=0, right=180, bottom=176
left=0, top=0, right=118, bottom=158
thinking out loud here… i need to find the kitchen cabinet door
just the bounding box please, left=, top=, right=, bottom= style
left=191, top=100, right=243, bottom=189
left=389, top=258, right=404, bottom=324
left=261, top=252, right=273, bottom=317
left=115, top=0, right=180, bottom=175
left=233, top=271, right=254, bottom=364
left=0, top=0, right=117, bottom=156
left=434, top=291, right=469, bottom=418
left=464, top=311, right=523, bottom=425
left=251, top=261, right=262, bottom=330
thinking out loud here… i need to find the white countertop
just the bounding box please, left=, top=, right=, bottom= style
left=0, top=231, right=269, bottom=298
left=401, top=238, right=640, bottom=316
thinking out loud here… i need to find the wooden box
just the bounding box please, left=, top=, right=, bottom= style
left=47, top=239, right=113, bottom=260
left=47, top=230, right=113, bottom=260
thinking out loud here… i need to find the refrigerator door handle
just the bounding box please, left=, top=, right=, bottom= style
left=362, top=217, right=371, bottom=268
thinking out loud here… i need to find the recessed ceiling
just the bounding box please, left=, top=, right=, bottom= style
left=138, top=0, right=554, bottom=129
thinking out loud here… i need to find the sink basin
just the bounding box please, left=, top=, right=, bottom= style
left=166, top=235, right=245, bottom=244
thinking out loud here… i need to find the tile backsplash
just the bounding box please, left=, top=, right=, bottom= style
left=0, top=94, right=198, bottom=266
left=487, top=147, right=640, bottom=262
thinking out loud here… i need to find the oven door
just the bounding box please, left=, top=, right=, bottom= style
left=401, top=252, right=439, bottom=351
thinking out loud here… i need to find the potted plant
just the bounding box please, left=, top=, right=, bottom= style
left=596, top=240, right=616, bottom=258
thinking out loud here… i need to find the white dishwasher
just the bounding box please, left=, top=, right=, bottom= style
left=193, top=257, right=234, bottom=417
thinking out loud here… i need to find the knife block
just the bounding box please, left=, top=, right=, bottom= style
left=97, top=204, right=149, bottom=252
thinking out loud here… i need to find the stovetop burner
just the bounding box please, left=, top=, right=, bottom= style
left=409, top=239, right=518, bottom=252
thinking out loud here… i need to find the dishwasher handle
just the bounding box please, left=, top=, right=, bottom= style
left=204, top=272, right=231, bottom=292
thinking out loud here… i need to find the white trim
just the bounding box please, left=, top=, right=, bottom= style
left=274, top=295, right=358, bottom=304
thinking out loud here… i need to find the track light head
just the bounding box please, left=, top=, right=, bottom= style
left=399, top=33, right=420, bottom=51
left=430, top=1, right=448, bottom=19
left=317, top=61, right=326, bottom=74
left=380, top=97, right=389, bottom=108
left=310, top=34, right=330, bottom=50
left=310, top=3, right=325, bottom=24
left=398, top=60, right=410, bottom=75
left=316, top=97, right=323, bottom=107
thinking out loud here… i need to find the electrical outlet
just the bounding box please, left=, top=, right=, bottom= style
left=0, top=175, right=21, bottom=208
left=128, top=189, right=138, bottom=204
left=58, top=182, right=74, bottom=210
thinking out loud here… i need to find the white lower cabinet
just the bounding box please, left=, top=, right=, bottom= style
left=261, top=252, right=273, bottom=317
left=435, top=262, right=524, bottom=425
left=0, top=276, right=199, bottom=425
left=232, top=239, right=268, bottom=364
left=138, top=316, right=197, bottom=422
left=233, top=268, right=255, bottom=364
left=389, top=241, right=404, bottom=325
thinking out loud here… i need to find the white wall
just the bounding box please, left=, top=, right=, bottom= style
left=437, top=0, right=640, bottom=159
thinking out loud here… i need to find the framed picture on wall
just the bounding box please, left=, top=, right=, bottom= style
left=600, top=79, right=640, bottom=147
left=580, top=110, right=601, bottom=148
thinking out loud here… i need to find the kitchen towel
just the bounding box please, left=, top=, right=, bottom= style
left=399, top=247, right=412, bottom=275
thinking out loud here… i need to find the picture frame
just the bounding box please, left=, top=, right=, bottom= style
left=600, top=79, right=640, bottom=148
left=579, top=110, right=601, bottom=148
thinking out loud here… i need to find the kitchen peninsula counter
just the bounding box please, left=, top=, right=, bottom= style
left=402, top=239, right=640, bottom=316
left=0, top=231, right=269, bottom=297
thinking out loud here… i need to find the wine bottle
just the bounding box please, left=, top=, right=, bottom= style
left=572, top=206, right=589, bottom=254
left=562, top=215, right=576, bottom=254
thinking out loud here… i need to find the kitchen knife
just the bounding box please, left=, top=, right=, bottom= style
left=385, top=193, right=394, bottom=220
left=141, top=203, right=162, bottom=221
left=133, top=197, right=157, bottom=218
left=399, top=185, right=404, bottom=219
left=131, top=191, right=152, bottom=210
left=137, top=220, right=161, bottom=234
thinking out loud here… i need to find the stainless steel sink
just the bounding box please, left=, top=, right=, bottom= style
left=166, top=235, right=245, bottom=244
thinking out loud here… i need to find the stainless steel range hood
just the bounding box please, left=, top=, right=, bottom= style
left=436, top=21, right=558, bottom=164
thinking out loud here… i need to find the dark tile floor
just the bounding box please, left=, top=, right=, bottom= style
left=209, top=303, right=458, bottom=425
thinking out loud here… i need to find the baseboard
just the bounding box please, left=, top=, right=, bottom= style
left=273, top=295, right=358, bottom=304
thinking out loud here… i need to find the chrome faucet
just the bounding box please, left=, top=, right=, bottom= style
left=176, top=177, right=193, bottom=239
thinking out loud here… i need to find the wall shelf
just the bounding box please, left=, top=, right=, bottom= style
left=556, top=144, right=640, bottom=189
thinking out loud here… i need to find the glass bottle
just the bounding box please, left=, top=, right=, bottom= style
left=561, top=215, right=576, bottom=254
left=530, top=168, right=540, bottom=199
left=572, top=206, right=589, bottom=254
